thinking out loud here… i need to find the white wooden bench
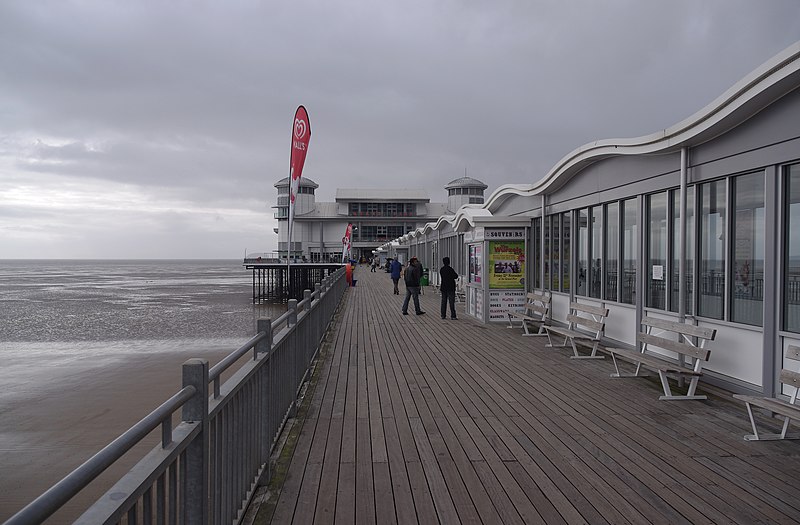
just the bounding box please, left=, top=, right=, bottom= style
left=607, top=317, right=716, bottom=401
left=733, top=345, right=800, bottom=441
left=506, top=290, right=551, bottom=336
left=544, top=302, right=609, bottom=360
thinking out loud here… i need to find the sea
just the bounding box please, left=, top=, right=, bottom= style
left=0, top=259, right=286, bottom=521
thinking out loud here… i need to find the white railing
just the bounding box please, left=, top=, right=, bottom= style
left=5, top=267, right=347, bottom=525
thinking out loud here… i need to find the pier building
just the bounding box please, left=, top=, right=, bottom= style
left=387, top=41, right=800, bottom=398
left=272, top=176, right=487, bottom=262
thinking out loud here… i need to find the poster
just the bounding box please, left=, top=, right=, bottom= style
left=469, top=244, right=483, bottom=284
left=488, top=240, right=525, bottom=289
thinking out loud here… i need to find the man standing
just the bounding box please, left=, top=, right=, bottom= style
left=390, top=258, right=402, bottom=295
left=439, top=256, right=458, bottom=320
left=402, top=256, right=425, bottom=315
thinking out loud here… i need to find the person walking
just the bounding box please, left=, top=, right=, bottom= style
left=402, top=256, right=425, bottom=315
left=439, top=256, right=458, bottom=320
left=390, top=258, right=402, bottom=295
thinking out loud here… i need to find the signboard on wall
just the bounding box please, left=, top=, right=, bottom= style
left=488, top=240, right=525, bottom=289
left=489, top=290, right=527, bottom=321
left=486, top=229, right=524, bottom=239
left=469, top=244, right=483, bottom=284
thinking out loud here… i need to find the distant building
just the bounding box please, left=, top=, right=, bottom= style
left=273, top=176, right=487, bottom=262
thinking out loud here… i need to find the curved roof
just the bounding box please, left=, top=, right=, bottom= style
left=274, top=177, right=319, bottom=189
left=445, top=176, right=488, bottom=190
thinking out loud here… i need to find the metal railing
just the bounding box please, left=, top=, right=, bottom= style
left=6, top=267, right=347, bottom=525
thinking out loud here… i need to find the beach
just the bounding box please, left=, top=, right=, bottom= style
left=0, top=260, right=285, bottom=523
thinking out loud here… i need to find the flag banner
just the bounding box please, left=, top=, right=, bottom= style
left=342, top=223, right=353, bottom=263
left=287, top=105, right=311, bottom=260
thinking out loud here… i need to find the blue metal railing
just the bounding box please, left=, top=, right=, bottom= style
left=5, top=267, right=347, bottom=525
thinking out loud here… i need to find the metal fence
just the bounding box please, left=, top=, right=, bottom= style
left=6, top=267, right=347, bottom=525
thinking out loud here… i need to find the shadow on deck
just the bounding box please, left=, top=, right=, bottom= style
left=248, top=266, right=800, bottom=524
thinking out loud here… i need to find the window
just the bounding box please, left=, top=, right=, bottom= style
left=698, top=179, right=726, bottom=319
left=605, top=202, right=619, bottom=301
left=647, top=192, right=668, bottom=309
left=731, top=172, right=764, bottom=326
left=544, top=215, right=551, bottom=289
left=577, top=208, right=589, bottom=296
left=533, top=217, right=541, bottom=289
left=621, top=198, right=637, bottom=304
left=669, top=187, right=694, bottom=314
left=562, top=212, right=571, bottom=293
left=589, top=206, right=602, bottom=299
left=552, top=215, right=560, bottom=290
left=786, top=165, right=800, bottom=332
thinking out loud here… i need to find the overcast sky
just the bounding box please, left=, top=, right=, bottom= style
left=1, top=1, right=799, bottom=259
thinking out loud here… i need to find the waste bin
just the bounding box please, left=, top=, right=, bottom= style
left=420, top=267, right=429, bottom=286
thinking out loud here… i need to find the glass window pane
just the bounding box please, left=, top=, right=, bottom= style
left=562, top=212, right=571, bottom=293
left=552, top=215, right=561, bottom=290
left=647, top=192, right=668, bottom=309
left=699, top=180, right=726, bottom=319
left=590, top=206, right=603, bottom=299
left=605, top=202, right=619, bottom=301
left=544, top=216, right=551, bottom=289
left=621, top=198, right=637, bottom=304
left=786, top=165, right=800, bottom=332
left=731, top=172, right=764, bottom=326
left=670, top=187, right=694, bottom=314
left=577, top=208, right=589, bottom=296
left=533, top=218, right=541, bottom=289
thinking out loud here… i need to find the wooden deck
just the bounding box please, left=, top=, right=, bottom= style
left=265, top=268, right=800, bottom=524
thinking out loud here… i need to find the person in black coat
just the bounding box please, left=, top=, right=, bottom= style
left=439, top=256, right=458, bottom=320
left=402, top=257, right=425, bottom=315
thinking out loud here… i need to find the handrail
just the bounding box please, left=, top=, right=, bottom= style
left=208, top=332, right=267, bottom=382
left=5, top=386, right=197, bottom=525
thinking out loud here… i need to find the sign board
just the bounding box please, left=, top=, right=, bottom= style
left=488, top=290, right=527, bottom=321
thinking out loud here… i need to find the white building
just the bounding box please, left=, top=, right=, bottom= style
left=273, top=176, right=487, bottom=263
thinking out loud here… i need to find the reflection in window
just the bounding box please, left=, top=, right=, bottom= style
left=621, top=199, right=637, bottom=304
left=577, top=208, right=589, bottom=296
left=786, top=165, right=800, bottom=332
left=562, top=212, right=571, bottom=293
left=669, top=187, right=694, bottom=314
left=533, top=218, right=541, bottom=289
left=647, top=192, right=668, bottom=309
left=605, top=202, right=619, bottom=301
left=544, top=215, right=551, bottom=289
left=552, top=215, right=561, bottom=290
left=699, top=180, right=726, bottom=319
left=590, top=206, right=603, bottom=299
left=731, top=172, right=764, bottom=326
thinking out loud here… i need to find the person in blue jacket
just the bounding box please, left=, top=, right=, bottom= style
left=389, top=258, right=402, bottom=295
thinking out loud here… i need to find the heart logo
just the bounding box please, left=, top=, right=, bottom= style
left=294, top=119, right=307, bottom=140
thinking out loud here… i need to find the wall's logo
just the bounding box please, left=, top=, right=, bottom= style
left=294, top=118, right=307, bottom=140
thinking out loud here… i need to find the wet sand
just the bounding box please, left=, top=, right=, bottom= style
left=0, top=344, right=237, bottom=524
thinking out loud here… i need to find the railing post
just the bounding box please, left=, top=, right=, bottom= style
left=182, top=359, right=209, bottom=525
left=255, top=319, right=272, bottom=484
left=256, top=318, right=272, bottom=357
left=304, top=289, right=312, bottom=365
left=287, top=299, right=298, bottom=417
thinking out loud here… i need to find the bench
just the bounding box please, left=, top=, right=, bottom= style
left=506, top=290, right=551, bottom=336
left=733, top=345, right=800, bottom=441
left=607, top=317, right=716, bottom=401
left=544, top=302, right=609, bottom=359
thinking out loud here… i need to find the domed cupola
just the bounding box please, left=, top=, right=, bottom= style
left=273, top=177, right=319, bottom=219
left=445, top=176, right=488, bottom=213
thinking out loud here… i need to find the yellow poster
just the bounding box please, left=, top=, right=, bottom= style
left=489, top=241, right=525, bottom=289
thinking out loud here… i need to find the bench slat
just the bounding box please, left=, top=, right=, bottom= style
left=787, top=345, right=800, bottom=361
left=779, top=369, right=800, bottom=389
left=733, top=394, right=800, bottom=420
left=565, top=314, right=604, bottom=333
left=570, top=302, right=609, bottom=317
left=641, top=317, right=716, bottom=341
left=547, top=326, right=599, bottom=342
left=609, top=347, right=703, bottom=376
left=638, top=332, right=710, bottom=361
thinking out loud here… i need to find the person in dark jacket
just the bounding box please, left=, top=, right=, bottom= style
left=439, top=256, right=459, bottom=319
left=402, top=257, right=425, bottom=315
left=390, top=258, right=402, bottom=294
